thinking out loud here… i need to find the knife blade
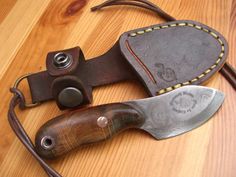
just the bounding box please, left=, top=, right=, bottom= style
left=35, top=85, right=224, bottom=159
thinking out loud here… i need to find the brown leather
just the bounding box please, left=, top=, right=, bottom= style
left=27, top=20, right=228, bottom=109
left=220, top=62, right=236, bottom=90
left=91, top=0, right=176, bottom=21
left=27, top=43, right=136, bottom=108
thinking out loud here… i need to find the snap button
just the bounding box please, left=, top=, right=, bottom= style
left=58, top=87, right=83, bottom=108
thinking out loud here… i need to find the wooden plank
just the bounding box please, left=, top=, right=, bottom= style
left=0, top=0, right=51, bottom=79
left=0, top=0, right=17, bottom=24
left=201, top=1, right=236, bottom=177
left=0, top=0, right=235, bottom=176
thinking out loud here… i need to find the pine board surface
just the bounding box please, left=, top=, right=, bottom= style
left=0, top=0, right=236, bottom=176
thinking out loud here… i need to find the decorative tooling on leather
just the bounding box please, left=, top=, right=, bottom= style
left=155, top=63, right=177, bottom=82
left=125, top=40, right=157, bottom=84
left=125, top=22, right=225, bottom=95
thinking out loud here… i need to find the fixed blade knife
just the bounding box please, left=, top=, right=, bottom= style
left=35, top=85, right=224, bottom=159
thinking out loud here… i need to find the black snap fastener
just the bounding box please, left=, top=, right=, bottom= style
left=58, top=87, right=83, bottom=108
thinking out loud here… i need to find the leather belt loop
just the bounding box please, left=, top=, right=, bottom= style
left=45, top=46, right=93, bottom=109
left=26, top=42, right=136, bottom=109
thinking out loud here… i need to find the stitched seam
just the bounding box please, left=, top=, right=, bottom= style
left=128, top=22, right=225, bottom=95
left=125, top=40, right=157, bottom=84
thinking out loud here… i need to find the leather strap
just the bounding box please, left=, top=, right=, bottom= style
left=220, top=62, right=236, bottom=90
left=91, top=0, right=236, bottom=90
left=8, top=88, right=61, bottom=177
left=91, top=0, right=176, bottom=21
left=27, top=42, right=136, bottom=103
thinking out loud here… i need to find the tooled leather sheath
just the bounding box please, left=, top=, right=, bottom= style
left=27, top=20, right=228, bottom=108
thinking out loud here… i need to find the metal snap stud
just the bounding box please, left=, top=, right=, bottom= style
left=53, top=52, right=72, bottom=69
left=58, top=87, right=83, bottom=108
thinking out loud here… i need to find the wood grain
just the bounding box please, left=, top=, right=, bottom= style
left=0, top=0, right=51, bottom=79
left=35, top=103, right=144, bottom=159
left=0, top=0, right=235, bottom=176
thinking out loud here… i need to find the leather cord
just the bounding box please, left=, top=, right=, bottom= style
left=220, top=62, right=236, bottom=90
left=91, top=0, right=176, bottom=21
left=8, top=88, right=61, bottom=177
left=91, top=0, right=236, bottom=90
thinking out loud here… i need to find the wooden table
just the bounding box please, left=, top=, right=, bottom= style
left=0, top=0, right=235, bottom=176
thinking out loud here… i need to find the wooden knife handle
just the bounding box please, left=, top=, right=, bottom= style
left=35, top=103, right=144, bottom=159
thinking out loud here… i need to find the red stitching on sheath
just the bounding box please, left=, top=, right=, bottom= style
left=125, top=40, right=156, bottom=84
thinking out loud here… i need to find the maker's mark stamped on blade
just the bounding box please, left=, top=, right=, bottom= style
left=170, top=91, right=197, bottom=114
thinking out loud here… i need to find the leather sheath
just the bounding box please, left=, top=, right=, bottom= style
left=27, top=20, right=228, bottom=109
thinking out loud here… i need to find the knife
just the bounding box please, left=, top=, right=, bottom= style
left=35, top=86, right=224, bottom=159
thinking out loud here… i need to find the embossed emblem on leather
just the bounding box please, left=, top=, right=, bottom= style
left=155, top=63, right=177, bottom=82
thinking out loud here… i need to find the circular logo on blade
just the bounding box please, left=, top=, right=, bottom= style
left=170, top=91, right=197, bottom=114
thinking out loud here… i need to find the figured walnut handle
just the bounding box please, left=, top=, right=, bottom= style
left=35, top=103, right=145, bottom=159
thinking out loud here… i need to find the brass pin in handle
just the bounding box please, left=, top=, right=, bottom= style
left=35, top=103, right=145, bottom=159
left=220, top=62, right=236, bottom=90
